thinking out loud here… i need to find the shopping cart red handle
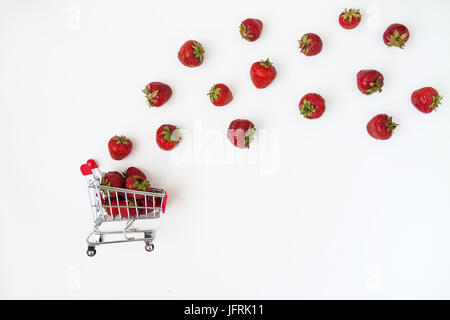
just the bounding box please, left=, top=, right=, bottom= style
left=86, top=159, right=98, bottom=169
left=162, top=192, right=168, bottom=213
left=80, top=164, right=92, bottom=175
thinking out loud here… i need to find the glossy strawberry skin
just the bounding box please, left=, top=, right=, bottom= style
left=125, top=175, right=150, bottom=200
left=367, top=114, right=398, bottom=140
left=357, top=70, right=384, bottom=95
left=411, top=87, right=443, bottom=114
left=240, top=18, right=263, bottom=42
left=101, top=171, right=125, bottom=199
left=383, top=23, right=409, bottom=48
left=298, top=33, right=323, bottom=56
left=108, top=136, right=132, bottom=160
left=250, top=59, right=277, bottom=89
left=104, top=199, right=138, bottom=218
left=156, top=124, right=181, bottom=151
left=178, top=40, right=205, bottom=67
left=142, top=82, right=172, bottom=107
left=208, top=83, right=233, bottom=106
left=299, top=93, right=326, bottom=119
left=227, top=119, right=256, bottom=149
left=339, top=9, right=361, bottom=29
left=124, top=167, right=146, bottom=180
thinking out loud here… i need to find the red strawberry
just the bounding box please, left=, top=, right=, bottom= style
left=124, top=167, right=146, bottom=180
left=411, top=87, right=443, bottom=114
left=104, top=198, right=139, bottom=218
left=101, top=171, right=125, bottom=198
left=227, top=119, right=256, bottom=149
left=178, top=40, right=205, bottom=67
left=367, top=114, right=398, bottom=140
left=298, top=33, right=323, bottom=56
left=299, top=93, right=326, bottom=119
left=240, top=18, right=263, bottom=42
left=357, top=70, right=384, bottom=95
left=125, top=175, right=150, bottom=200
left=108, top=135, right=132, bottom=160
left=339, top=8, right=361, bottom=29
left=142, top=82, right=172, bottom=107
left=208, top=83, right=233, bottom=106
left=156, top=124, right=181, bottom=151
left=250, top=59, right=277, bottom=89
left=138, top=196, right=163, bottom=214
left=383, top=23, right=409, bottom=49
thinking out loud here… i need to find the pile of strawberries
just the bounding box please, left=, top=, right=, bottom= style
left=101, top=166, right=161, bottom=218
left=106, top=7, right=444, bottom=159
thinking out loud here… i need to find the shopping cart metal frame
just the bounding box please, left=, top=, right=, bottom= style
left=80, top=160, right=167, bottom=257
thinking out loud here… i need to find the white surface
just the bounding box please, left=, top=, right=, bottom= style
left=1, top=0, right=450, bottom=299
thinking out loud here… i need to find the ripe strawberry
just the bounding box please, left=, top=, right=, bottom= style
left=101, top=171, right=125, bottom=198
left=125, top=175, right=150, bottom=200
left=208, top=83, right=233, bottom=106
left=104, top=198, right=139, bottom=218
left=298, top=33, right=322, bottom=56
left=367, top=114, right=398, bottom=140
left=240, top=18, right=263, bottom=42
left=357, top=70, right=384, bottom=95
left=108, top=135, right=132, bottom=160
left=156, top=124, right=181, bottom=151
left=227, top=119, right=256, bottom=149
left=383, top=23, right=409, bottom=49
left=178, top=40, right=205, bottom=67
left=299, top=93, right=326, bottom=119
left=142, top=82, right=172, bottom=107
left=411, top=87, right=443, bottom=114
left=138, top=196, right=163, bottom=214
left=339, top=8, right=361, bottom=29
left=250, top=59, right=277, bottom=89
left=124, top=167, right=146, bottom=180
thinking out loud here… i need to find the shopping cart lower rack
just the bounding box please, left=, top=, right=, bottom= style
left=80, top=160, right=167, bottom=257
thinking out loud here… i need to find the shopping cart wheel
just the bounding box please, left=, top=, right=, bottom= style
left=145, top=242, right=154, bottom=252
left=87, top=246, right=96, bottom=257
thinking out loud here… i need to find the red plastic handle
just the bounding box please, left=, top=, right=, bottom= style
left=80, top=164, right=93, bottom=175
left=86, top=159, right=98, bottom=169
left=162, top=192, right=168, bottom=213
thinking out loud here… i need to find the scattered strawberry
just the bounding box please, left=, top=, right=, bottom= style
left=142, top=82, right=172, bottom=107
left=178, top=40, right=205, bottom=67
left=124, top=167, right=146, bottom=180
left=108, top=136, right=132, bottom=160
left=125, top=175, right=150, bottom=200
left=339, top=8, right=361, bottom=29
left=227, top=119, right=256, bottom=149
left=156, top=124, right=181, bottom=151
left=101, top=171, right=125, bottom=198
left=411, top=87, right=443, bottom=114
left=240, top=18, right=263, bottom=42
left=367, top=114, right=398, bottom=140
left=299, top=93, right=326, bottom=119
left=104, top=198, right=139, bottom=218
left=250, top=59, right=277, bottom=89
left=357, top=70, right=384, bottom=95
left=208, top=83, right=233, bottom=106
left=298, top=33, right=323, bottom=56
left=383, top=23, right=409, bottom=49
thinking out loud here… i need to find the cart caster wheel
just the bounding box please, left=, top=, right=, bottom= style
left=87, top=247, right=96, bottom=257
left=145, top=243, right=154, bottom=252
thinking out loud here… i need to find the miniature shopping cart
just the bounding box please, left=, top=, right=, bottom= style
left=80, top=159, right=167, bottom=257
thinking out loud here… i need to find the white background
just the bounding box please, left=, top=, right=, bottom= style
left=1, top=0, right=450, bottom=299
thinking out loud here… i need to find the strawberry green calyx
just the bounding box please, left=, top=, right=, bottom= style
left=300, top=100, right=316, bottom=117
left=260, top=58, right=272, bottom=68
left=112, top=135, right=130, bottom=145
left=298, top=34, right=312, bottom=54
left=240, top=23, right=254, bottom=40
left=132, top=177, right=149, bottom=191
left=161, top=126, right=181, bottom=144
left=366, top=77, right=383, bottom=95
left=244, top=126, right=256, bottom=148
left=387, top=30, right=408, bottom=49
left=192, top=41, right=205, bottom=63
left=142, top=86, right=159, bottom=107
left=208, top=86, right=221, bottom=102
left=386, top=117, right=398, bottom=132
left=341, top=8, right=361, bottom=22
left=431, top=94, right=443, bottom=111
